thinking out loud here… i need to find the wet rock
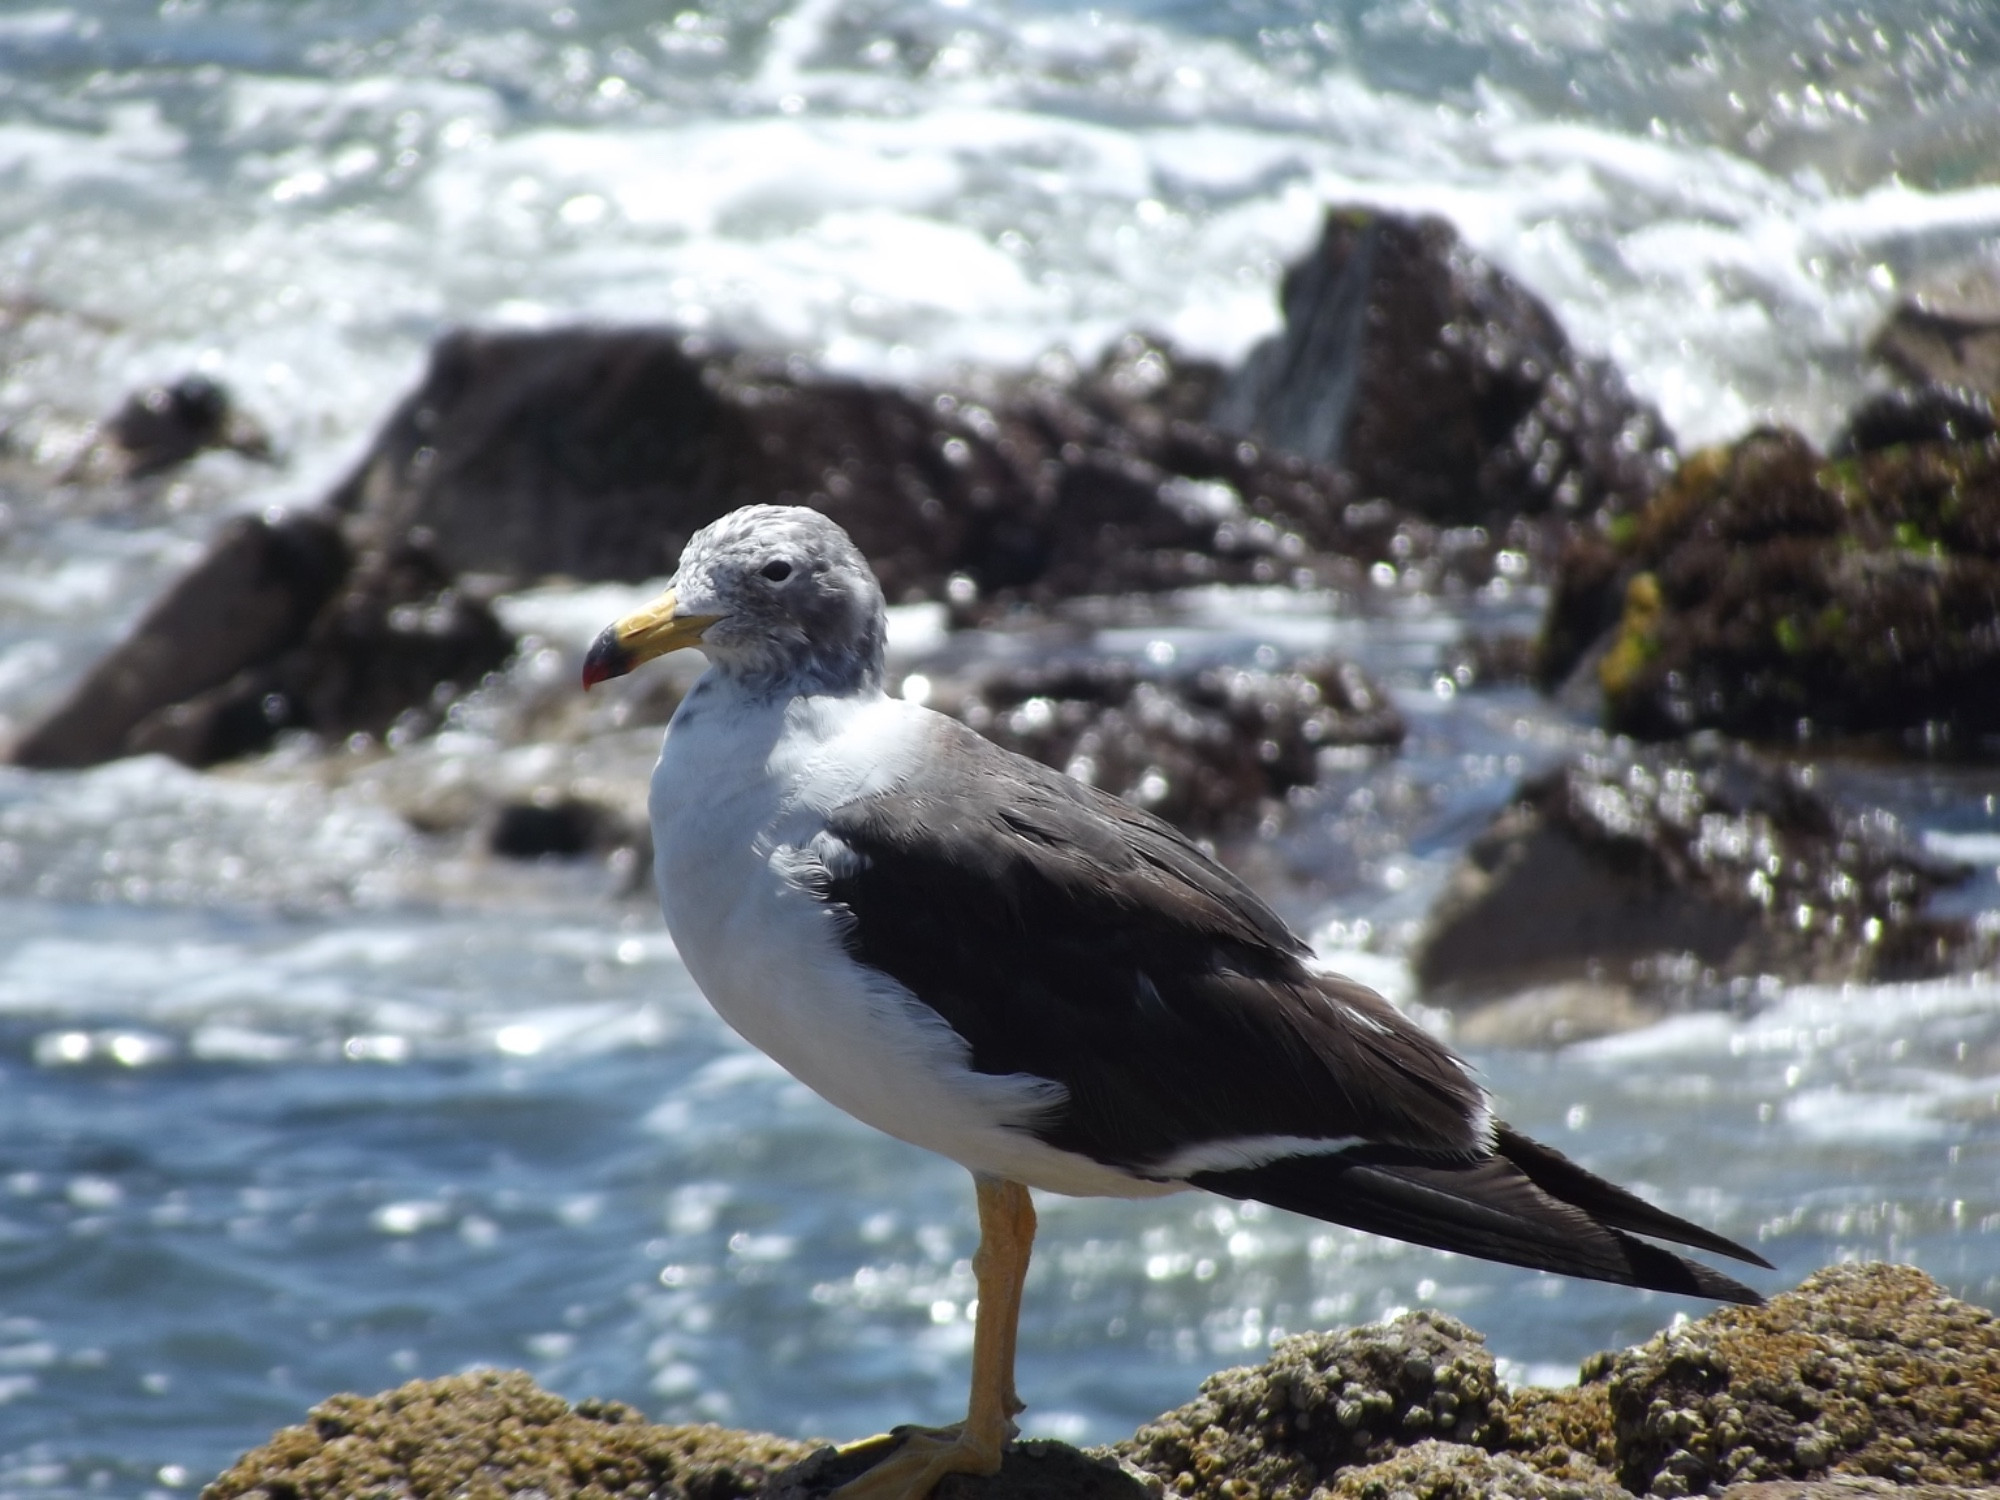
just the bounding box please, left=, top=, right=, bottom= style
left=326, top=323, right=1520, bottom=616
left=1413, top=742, right=1976, bottom=1001
left=102, top=373, right=273, bottom=479
left=199, top=1369, right=813, bottom=1500
left=1870, top=257, right=2000, bottom=398
left=1077, top=330, right=1231, bottom=431
left=1534, top=530, right=1628, bottom=692
left=489, top=793, right=625, bottom=859
left=1214, top=207, right=1676, bottom=529
left=1536, top=426, right=2000, bottom=752
left=1117, top=1309, right=1506, bottom=1500
left=1595, top=1263, right=2000, bottom=1495
left=1833, top=385, right=1998, bottom=456
left=1327, top=1438, right=1628, bottom=1500
left=328, top=326, right=1328, bottom=608
left=913, top=652, right=1403, bottom=837
left=121, top=535, right=515, bottom=767
left=10, top=511, right=348, bottom=769
left=27, top=278, right=1637, bottom=774
left=765, top=1436, right=1158, bottom=1500
left=1436, top=630, right=1541, bottom=692
left=489, top=795, right=607, bottom=858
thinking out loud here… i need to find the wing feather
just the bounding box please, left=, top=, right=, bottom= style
left=818, top=719, right=1487, bottom=1171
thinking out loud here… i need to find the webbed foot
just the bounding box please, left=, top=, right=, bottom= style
left=828, top=1421, right=1008, bottom=1500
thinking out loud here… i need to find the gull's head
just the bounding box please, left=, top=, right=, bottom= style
left=582, top=505, right=887, bottom=695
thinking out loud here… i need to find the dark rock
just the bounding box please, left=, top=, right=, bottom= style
left=1214, top=207, right=1676, bottom=528
left=120, top=534, right=514, bottom=768
left=199, top=1369, right=813, bottom=1500
left=325, top=324, right=1472, bottom=612
left=1413, top=742, right=1977, bottom=1001
left=1594, top=1263, right=2000, bottom=1495
left=914, top=653, right=1402, bottom=836
left=489, top=794, right=613, bottom=859
left=1537, top=426, right=2000, bottom=751
left=1118, top=1309, right=1507, bottom=1500
left=276, top=539, right=515, bottom=745
left=103, top=374, right=273, bottom=479
left=1833, top=385, right=1998, bottom=456
left=1534, top=530, right=1633, bottom=690
left=1077, top=331, right=1230, bottom=429
left=1435, top=631, right=1540, bottom=692
left=1870, top=259, right=2000, bottom=398
left=32, top=276, right=1646, bottom=774
left=765, top=1437, right=1157, bottom=1500
left=10, top=511, right=348, bottom=768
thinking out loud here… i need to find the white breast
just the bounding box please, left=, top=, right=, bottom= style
left=647, top=678, right=1162, bottom=1197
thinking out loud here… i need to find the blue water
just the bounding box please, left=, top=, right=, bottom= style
left=2, top=1, right=1999, bottom=1495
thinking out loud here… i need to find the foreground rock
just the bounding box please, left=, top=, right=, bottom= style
left=1582, top=1263, right=2000, bottom=1495
left=203, top=1266, right=2000, bottom=1500
left=1120, top=1264, right=2000, bottom=1500
left=1413, top=743, right=1977, bottom=1004
left=201, top=1370, right=812, bottom=1500
left=1537, top=426, right=2000, bottom=753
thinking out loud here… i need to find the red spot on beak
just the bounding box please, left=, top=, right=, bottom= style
left=581, top=625, right=632, bottom=690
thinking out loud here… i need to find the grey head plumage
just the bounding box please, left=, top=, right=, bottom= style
left=583, top=505, right=887, bottom=697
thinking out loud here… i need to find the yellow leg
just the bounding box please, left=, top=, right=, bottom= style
left=831, top=1175, right=1037, bottom=1500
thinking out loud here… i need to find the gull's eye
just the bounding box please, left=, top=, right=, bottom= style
left=760, top=559, right=794, bottom=583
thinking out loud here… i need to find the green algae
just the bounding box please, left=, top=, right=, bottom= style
left=1542, top=426, right=2000, bottom=751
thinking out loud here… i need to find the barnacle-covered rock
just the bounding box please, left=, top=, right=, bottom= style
left=1116, top=1310, right=1505, bottom=1500
left=1327, top=1438, right=1627, bottom=1500
left=1599, top=1263, right=2000, bottom=1496
left=200, top=1369, right=812, bottom=1500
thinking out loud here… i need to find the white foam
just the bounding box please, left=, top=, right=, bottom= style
left=1782, top=1087, right=1949, bottom=1144
left=495, top=580, right=669, bottom=652
left=8, top=0, right=1977, bottom=482
left=1924, top=831, right=2000, bottom=866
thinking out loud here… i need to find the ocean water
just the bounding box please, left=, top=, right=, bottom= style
left=1, top=1, right=1999, bottom=1495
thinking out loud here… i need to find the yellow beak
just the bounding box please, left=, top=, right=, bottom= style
left=580, top=589, right=724, bottom=688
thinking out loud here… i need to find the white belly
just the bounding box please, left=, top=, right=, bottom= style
left=647, top=682, right=1178, bottom=1199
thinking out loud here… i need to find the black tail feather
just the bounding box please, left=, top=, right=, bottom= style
left=1189, top=1125, right=1764, bottom=1305
left=1493, top=1125, right=1773, bottom=1269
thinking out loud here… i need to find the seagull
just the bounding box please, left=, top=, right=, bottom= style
left=582, top=504, right=1769, bottom=1500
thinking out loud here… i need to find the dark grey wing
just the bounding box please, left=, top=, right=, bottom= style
left=817, top=718, right=1489, bottom=1172
left=819, top=719, right=1769, bottom=1305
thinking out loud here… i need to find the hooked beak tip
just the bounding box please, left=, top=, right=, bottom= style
left=581, top=625, right=632, bottom=690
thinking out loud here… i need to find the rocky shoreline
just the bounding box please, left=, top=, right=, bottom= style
left=13, top=200, right=1997, bottom=1021
left=202, top=1263, right=1999, bottom=1500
